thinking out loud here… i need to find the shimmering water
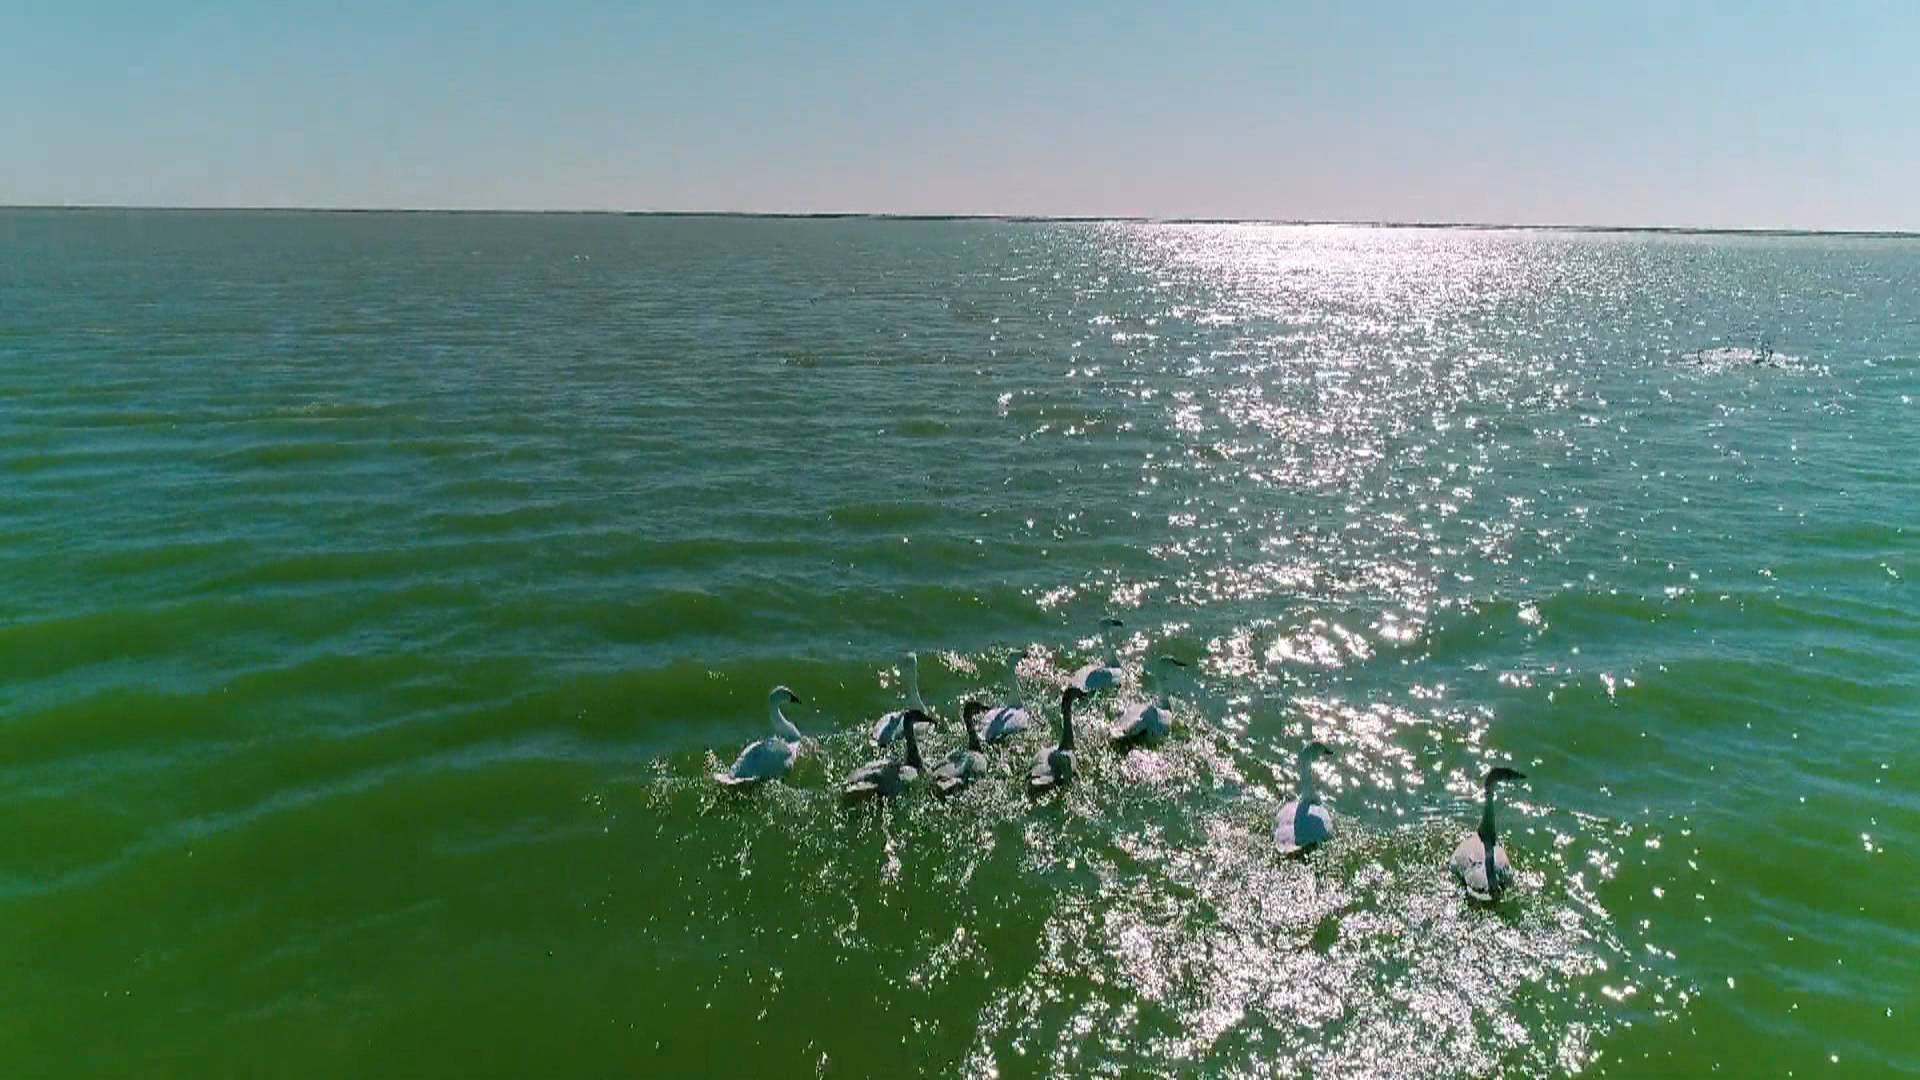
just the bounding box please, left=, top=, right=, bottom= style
left=2, top=211, right=1916, bottom=1077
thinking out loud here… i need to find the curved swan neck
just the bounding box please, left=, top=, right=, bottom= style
left=1477, top=787, right=1500, bottom=845
left=1296, top=750, right=1319, bottom=804
left=770, top=701, right=800, bottom=741
left=1100, top=625, right=1119, bottom=666
left=903, top=709, right=925, bottom=769
left=906, top=657, right=926, bottom=711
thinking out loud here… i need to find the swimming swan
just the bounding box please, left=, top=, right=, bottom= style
left=980, top=649, right=1033, bottom=744
left=1112, top=655, right=1188, bottom=748
left=1028, top=687, right=1086, bottom=794
left=1272, top=741, right=1335, bottom=853
left=932, top=701, right=991, bottom=795
left=1068, top=618, right=1125, bottom=695
left=716, top=686, right=805, bottom=786
left=871, top=651, right=937, bottom=746
left=843, top=694, right=930, bottom=801
left=1450, top=766, right=1528, bottom=901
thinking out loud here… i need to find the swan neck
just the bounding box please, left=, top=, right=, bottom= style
left=1101, top=626, right=1118, bottom=666
left=770, top=702, right=800, bottom=742
left=906, top=662, right=926, bottom=711
left=1478, top=787, right=1499, bottom=846
left=1007, top=656, right=1026, bottom=708
left=1296, top=752, right=1319, bottom=804
left=1060, top=695, right=1076, bottom=751
left=1154, top=672, right=1172, bottom=710
left=965, top=713, right=983, bottom=752
left=903, top=709, right=924, bottom=769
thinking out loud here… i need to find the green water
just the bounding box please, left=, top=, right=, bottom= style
left=2, top=211, right=1915, bottom=1077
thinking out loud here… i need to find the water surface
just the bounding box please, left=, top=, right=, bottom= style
left=1, top=211, right=1915, bottom=1076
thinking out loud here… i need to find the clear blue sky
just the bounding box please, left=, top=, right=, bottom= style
left=5, top=1, right=1917, bottom=228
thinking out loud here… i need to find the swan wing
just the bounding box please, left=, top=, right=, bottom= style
left=1070, top=664, right=1116, bottom=693
left=1115, top=703, right=1168, bottom=743
left=1450, top=834, right=1494, bottom=900
left=1274, top=799, right=1333, bottom=851
left=718, top=738, right=793, bottom=785
left=1489, top=843, right=1514, bottom=893
left=843, top=759, right=910, bottom=799
left=1027, top=746, right=1060, bottom=791
left=934, top=752, right=985, bottom=795
left=982, top=706, right=1031, bottom=742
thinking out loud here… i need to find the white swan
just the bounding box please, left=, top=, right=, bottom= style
left=1068, top=618, right=1125, bottom=695
left=1028, top=687, right=1086, bottom=794
left=1112, top=655, right=1188, bottom=748
left=842, top=692, right=930, bottom=801
left=980, top=649, right=1033, bottom=744
left=1272, top=741, right=1335, bottom=853
left=1450, top=766, right=1528, bottom=901
left=932, top=701, right=991, bottom=796
left=871, top=651, right=938, bottom=746
left=716, top=686, right=805, bottom=786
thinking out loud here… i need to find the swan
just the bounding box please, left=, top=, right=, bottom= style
left=1068, top=618, right=1125, bottom=695
left=1112, top=655, right=1188, bottom=748
left=842, top=692, right=930, bottom=801
left=979, top=649, right=1033, bottom=744
left=1272, top=741, right=1335, bottom=853
left=715, top=686, right=805, bottom=786
left=932, top=701, right=991, bottom=795
left=1027, top=687, right=1086, bottom=794
left=871, top=651, right=937, bottom=747
left=1450, top=766, right=1528, bottom=901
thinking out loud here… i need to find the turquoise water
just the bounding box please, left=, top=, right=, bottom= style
left=1, top=211, right=1916, bottom=1076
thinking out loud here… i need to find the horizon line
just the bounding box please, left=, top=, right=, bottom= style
left=4, top=204, right=1918, bottom=239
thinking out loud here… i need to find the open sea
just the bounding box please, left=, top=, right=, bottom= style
left=1, top=210, right=1915, bottom=1077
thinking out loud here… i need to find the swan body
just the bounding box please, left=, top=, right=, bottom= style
left=1068, top=618, right=1125, bottom=695
left=843, top=694, right=929, bottom=801
left=1273, top=741, right=1335, bottom=852
left=872, top=651, right=938, bottom=746
left=1113, top=656, right=1188, bottom=748
left=981, top=650, right=1033, bottom=743
left=1451, top=766, right=1527, bottom=901
left=716, top=686, right=805, bottom=786
left=1028, top=687, right=1085, bottom=794
left=933, top=701, right=991, bottom=795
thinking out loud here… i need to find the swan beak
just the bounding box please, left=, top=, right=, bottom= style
left=789, top=695, right=805, bottom=704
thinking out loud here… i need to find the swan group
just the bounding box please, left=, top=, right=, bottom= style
left=713, top=618, right=1535, bottom=902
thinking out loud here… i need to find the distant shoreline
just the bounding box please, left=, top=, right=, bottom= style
left=3, top=204, right=1916, bottom=239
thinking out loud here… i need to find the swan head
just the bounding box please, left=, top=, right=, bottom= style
left=961, top=699, right=989, bottom=722
left=1100, top=617, right=1125, bottom=629
left=1483, top=766, right=1527, bottom=789
left=1061, top=685, right=1088, bottom=709
left=768, top=685, right=803, bottom=706
left=1304, top=740, right=1334, bottom=761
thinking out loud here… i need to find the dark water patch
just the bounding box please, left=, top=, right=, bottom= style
left=212, top=439, right=377, bottom=469
left=416, top=501, right=601, bottom=539
left=826, top=499, right=962, bottom=530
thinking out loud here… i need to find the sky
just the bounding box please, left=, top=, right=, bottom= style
left=4, top=1, right=1918, bottom=229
